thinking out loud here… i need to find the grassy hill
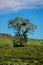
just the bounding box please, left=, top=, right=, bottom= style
left=0, top=33, right=43, bottom=48
left=0, top=46, right=43, bottom=65
left=0, top=33, right=13, bottom=47
left=0, top=33, right=43, bottom=65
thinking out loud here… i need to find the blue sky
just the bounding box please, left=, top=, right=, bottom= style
left=0, top=0, right=43, bottom=39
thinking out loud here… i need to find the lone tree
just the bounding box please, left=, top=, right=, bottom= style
left=8, top=17, right=36, bottom=47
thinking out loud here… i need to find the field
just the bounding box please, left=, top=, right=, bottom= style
left=0, top=33, right=43, bottom=65
left=0, top=33, right=43, bottom=47
left=0, top=46, right=43, bottom=65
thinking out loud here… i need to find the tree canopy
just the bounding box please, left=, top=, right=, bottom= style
left=8, top=17, right=36, bottom=46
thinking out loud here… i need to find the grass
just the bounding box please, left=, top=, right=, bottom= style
left=0, top=33, right=43, bottom=48
left=0, top=33, right=43, bottom=65
left=0, top=45, right=43, bottom=65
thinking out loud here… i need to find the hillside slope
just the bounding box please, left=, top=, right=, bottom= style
left=0, top=33, right=43, bottom=65
left=0, top=33, right=43, bottom=47
left=0, top=46, right=43, bottom=65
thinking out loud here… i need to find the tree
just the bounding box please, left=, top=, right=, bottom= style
left=8, top=17, right=36, bottom=47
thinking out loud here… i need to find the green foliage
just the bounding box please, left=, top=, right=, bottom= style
left=8, top=17, right=36, bottom=46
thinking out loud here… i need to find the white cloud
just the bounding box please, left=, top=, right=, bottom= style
left=0, top=0, right=43, bottom=14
